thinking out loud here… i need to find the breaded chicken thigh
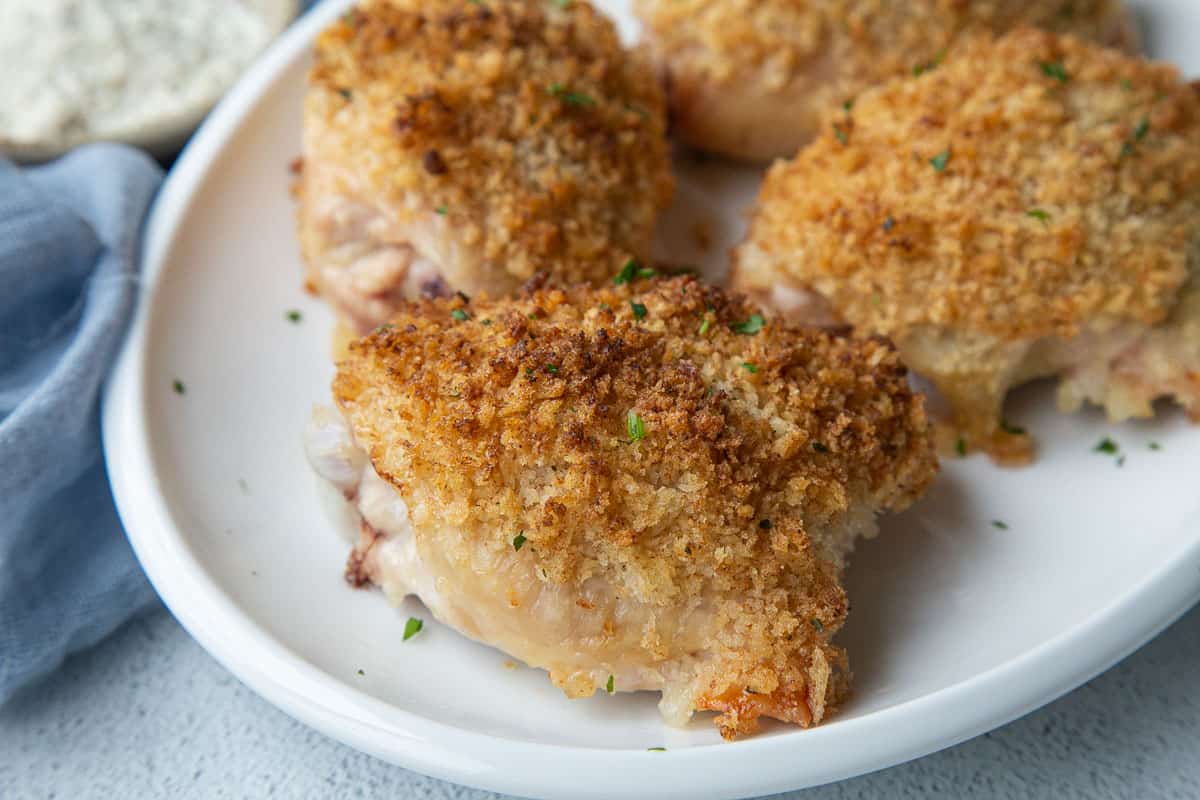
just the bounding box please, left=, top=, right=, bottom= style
left=734, top=30, right=1200, bottom=463
left=635, top=0, right=1136, bottom=162
left=306, top=276, right=937, bottom=738
left=296, top=0, right=673, bottom=332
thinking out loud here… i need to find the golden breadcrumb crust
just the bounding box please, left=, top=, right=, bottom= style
left=306, top=0, right=673, bottom=284
left=333, top=276, right=937, bottom=738
left=737, top=28, right=1200, bottom=342
left=636, top=0, right=1135, bottom=159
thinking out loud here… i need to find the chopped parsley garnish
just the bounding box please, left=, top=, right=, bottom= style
left=930, top=150, right=951, bottom=172
left=1149, top=441, right=1162, bottom=451
left=403, top=617, right=424, bottom=641
left=1120, top=78, right=1134, bottom=91
left=912, top=52, right=944, bottom=76
left=812, top=441, right=828, bottom=453
left=741, top=362, right=758, bottom=373
left=626, top=410, right=646, bottom=443
left=337, top=88, right=352, bottom=100
left=1026, top=209, right=1051, bottom=224
left=547, top=82, right=596, bottom=107
left=450, top=309, right=470, bottom=321
left=546, top=364, right=559, bottom=375
left=435, top=206, right=447, bottom=215
left=810, top=618, right=824, bottom=632
left=842, top=99, right=854, bottom=113
left=833, top=123, right=848, bottom=145
left=1134, top=118, right=1150, bottom=141
left=613, top=259, right=656, bottom=285
left=630, top=301, right=647, bottom=321
left=992, top=520, right=1009, bottom=530
left=698, top=317, right=711, bottom=336
left=172, top=379, right=186, bottom=395
left=955, top=437, right=967, bottom=457
left=525, top=367, right=535, bottom=377
left=647, top=747, right=666, bottom=752
left=481, top=318, right=493, bottom=325
left=285, top=309, right=302, bottom=323
left=759, top=519, right=772, bottom=530
left=606, top=675, right=615, bottom=694
left=732, top=314, right=765, bottom=335
left=1000, top=419, right=1026, bottom=435
left=513, top=532, right=527, bottom=551
left=237, top=478, right=249, bottom=494
left=1039, top=60, right=1069, bottom=82
left=357, top=669, right=365, bottom=676
left=1094, top=437, right=1119, bottom=455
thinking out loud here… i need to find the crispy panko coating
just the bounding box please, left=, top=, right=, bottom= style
left=330, top=276, right=936, bottom=738
left=635, top=0, right=1136, bottom=162
left=297, top=0, right=673, bottom=331
left=734, top=29, right=1200, bottom=462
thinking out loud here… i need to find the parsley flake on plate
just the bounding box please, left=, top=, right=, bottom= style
left=513, top=532, right=527, bottom=551
left=403, top=617, right=424, bottom=641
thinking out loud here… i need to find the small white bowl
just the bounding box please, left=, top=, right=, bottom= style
left=0, top=0, right=299, bottom=163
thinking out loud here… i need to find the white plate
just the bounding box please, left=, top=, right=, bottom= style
left=102, top=2, right=1200, bottom=798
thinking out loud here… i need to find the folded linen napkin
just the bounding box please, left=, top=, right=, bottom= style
left=0, top=145, right=163, bottom=703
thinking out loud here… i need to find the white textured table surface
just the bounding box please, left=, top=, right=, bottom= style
left=1, top=604, right=1197, bottom=800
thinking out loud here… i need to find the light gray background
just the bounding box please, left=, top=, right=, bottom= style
left=1, top=603, right=1197, bottom=800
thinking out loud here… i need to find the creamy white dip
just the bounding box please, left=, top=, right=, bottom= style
left=0, top=1, right=269, bottom=147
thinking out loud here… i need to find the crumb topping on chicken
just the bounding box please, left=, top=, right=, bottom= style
left=740, top=28, right=1200, bottom=342
left=304, top=0, right=672, bottom=288
left=332, top=276, right=937, bottom=737
left=635, top=0, right=1136, bottom=160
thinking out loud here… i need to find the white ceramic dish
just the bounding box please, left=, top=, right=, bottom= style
left=102, top=1, right=1200, bottom=798
left=0, top=0, right=299, bottom=163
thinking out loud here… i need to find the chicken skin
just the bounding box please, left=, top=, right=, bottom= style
left=306, top=276, right=937, bottom=738
left=733, top=29, right=1200, bottom=463
left=296, top=0, right=673, bottom=333
left=635, top=0, right=1136, bottom=162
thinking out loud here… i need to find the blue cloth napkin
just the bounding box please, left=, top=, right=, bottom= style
left=0, top=145, right=163, bottom=703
